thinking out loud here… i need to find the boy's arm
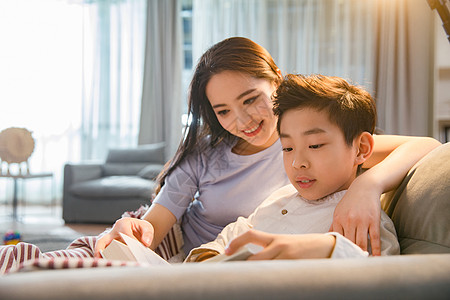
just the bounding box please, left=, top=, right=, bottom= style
left=185, top=216, right=253, bottom=262
left=225, top=230, right=369, bottom=260
left=185, top=185, right=293, bottom=262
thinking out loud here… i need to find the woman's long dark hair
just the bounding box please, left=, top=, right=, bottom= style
left=154, top=37, right=282, bottom=195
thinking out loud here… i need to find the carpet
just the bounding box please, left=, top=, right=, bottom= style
left=21, top=234, right=80, bottom=252
left=18, top=227, right=84, bottom=252
left=1, top=206, right=106, bottom=252
left=1, top=216, right=87, bottom=252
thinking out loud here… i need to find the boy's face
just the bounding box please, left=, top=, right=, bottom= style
left=279, top=107, right=360, bottom=201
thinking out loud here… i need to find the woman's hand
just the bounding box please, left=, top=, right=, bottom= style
left=225, top=230, right=335, bottom=260
left=329, top=175, right=382, bottom=255
left=94, top=217, right=155, bottom=258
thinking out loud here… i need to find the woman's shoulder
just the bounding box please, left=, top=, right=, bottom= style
left=178, top=135, right=235, bottom=169
left=192, top=135, right=235, bottom=158
left=195, top=135, right=235, bottom=151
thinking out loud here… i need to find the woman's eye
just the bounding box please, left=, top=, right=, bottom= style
left=309, top=144, right=323, bottom=149
left=243, top=96, right=257, bottom=105
left=282, top=147, right=293, bottom=152
left=217, top=110, right=229, bottom=116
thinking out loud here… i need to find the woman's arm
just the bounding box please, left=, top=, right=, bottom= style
left=94, top=145, right=203, bottom=258
left=94, top=204, right=176, bottom=258
left=330, top=135, right=441, bottom=256
left=363, top=135, right=441, bottom=170
left=142, top=204, right=177, bottom=249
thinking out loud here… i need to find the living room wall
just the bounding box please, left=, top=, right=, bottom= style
left=0, top=0, right=447, bottom=207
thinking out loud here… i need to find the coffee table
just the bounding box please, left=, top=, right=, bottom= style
left=0, top=172, right=54, bottom=220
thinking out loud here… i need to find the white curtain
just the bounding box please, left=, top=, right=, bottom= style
left=373, top=0, right=434, bottom=136
left=193, top=0, right=436, bottom=136
left=138, top=0, right=183, bottom=158
left=192, top=0, right=377, bottom=92
left=0, top=0, right=147, bottom=207
left=0, top=0, right=84, bottom=206
left=81, top=0, right=147, bottom=160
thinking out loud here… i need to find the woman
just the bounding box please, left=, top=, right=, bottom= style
left=94, top=37, right=440, bottom=258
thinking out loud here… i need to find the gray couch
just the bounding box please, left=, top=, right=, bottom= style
left=1, top=254, right=449, bottom=299
left=62, top=143, right=165, bottom=224
left=1, top=142, right=449, bottom=299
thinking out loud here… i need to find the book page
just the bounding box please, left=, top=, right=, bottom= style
left=120, top=233, right=170, bottom=266
left=101, top=239, right=136, bottom=262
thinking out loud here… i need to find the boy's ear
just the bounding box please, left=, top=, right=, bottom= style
left=355, top=132, right=374, bottom=165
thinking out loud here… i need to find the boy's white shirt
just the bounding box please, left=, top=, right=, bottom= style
left=186, top=184, right=400, bottom=261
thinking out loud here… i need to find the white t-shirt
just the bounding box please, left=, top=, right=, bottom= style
left=187, top=184, right=400, bottom=259
left=153, top=137, right=289, bottom=253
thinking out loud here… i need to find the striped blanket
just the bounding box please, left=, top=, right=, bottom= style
left=1, top=224, right=184, bottom=275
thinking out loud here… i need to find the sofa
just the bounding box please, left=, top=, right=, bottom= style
left=62, top=143, right=166, bottom=224
left=1, top=142, right=449, bottom=299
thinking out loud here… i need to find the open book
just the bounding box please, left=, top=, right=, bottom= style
left=101, top=233, right=263, bottom=264
left=101, top=233, right=170, bottom=266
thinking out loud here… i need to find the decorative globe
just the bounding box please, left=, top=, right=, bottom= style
left=0, top=127, right=35, bottom=164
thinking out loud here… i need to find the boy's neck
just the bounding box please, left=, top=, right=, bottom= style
left=299, top=189, right=347, bottom=203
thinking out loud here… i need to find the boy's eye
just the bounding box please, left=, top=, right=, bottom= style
left=309, top=144, right=323, bottom=149
left=243, top=96, right=257, bottom=105
left=217, top=109, right=229, bottom=116
left=282, top=147, right=293, bottom=152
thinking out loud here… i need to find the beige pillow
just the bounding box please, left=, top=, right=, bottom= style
left=381, top=142, right=450, bottom=254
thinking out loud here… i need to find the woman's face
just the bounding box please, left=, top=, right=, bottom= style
left=206, top=71, right=279, bottom=149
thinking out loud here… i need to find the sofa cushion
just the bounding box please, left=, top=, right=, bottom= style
left=69, top=176, right=154, bottom=198
left=381, top=142, right=450, bottom=254
left=137, top=164, right=164, bottom=180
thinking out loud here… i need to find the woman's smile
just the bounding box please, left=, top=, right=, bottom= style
left=242, top=121, right=263, bottom=137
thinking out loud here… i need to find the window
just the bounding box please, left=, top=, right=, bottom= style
left=0, top=0, right=83, bottom=205
left=181, top=0, right=193, bottom=125
left=0, top=0, right=145, bottom=204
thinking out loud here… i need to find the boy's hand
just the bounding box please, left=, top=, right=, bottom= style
left=225, top=230, right=335, bottom=260
left=94, top=217, right=155, bottom=258
left=329, top=179, right=381, bottom=256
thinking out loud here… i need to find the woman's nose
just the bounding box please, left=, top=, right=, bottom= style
left=235, top=111, right=253, bottom=129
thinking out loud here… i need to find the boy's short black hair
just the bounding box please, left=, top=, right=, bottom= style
left=272, top=74, right=377, bottom=146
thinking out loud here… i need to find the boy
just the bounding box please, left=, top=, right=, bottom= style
left=186, top=74, right=400, bottom=262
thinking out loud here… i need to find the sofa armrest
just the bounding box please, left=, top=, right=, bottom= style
left=381, top=142, right=450, bottom=254
left=63, top=163, right=103, bottom=186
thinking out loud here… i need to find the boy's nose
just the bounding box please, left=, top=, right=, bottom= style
left=292, top=158, right=309, bottom=169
